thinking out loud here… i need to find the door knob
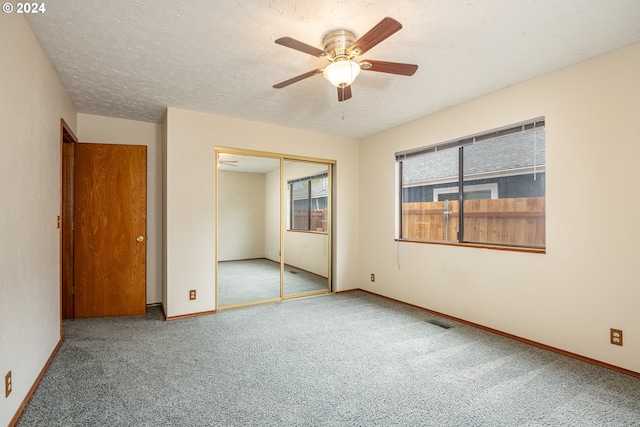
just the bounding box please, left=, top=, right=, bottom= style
left=136, top=236, right=145, bottom=242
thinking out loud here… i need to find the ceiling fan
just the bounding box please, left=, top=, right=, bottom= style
left=273, top=17, right=418, bottom=102
left=218, top=160, right=238, bottom=167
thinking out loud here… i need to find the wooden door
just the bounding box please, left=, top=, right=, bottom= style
left=74, top=143, right=147, bottom=317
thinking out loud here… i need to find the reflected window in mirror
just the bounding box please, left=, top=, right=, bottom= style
left=288, top=172, right=328, bottom=233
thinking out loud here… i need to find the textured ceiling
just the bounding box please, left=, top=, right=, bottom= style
left=25, top=0, right=640, bottom=139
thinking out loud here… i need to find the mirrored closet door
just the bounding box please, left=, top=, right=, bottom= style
left=215, top=149, right=333, bottom=310
left=216, top=152, right=282, bottom=308
left=283, top=160, right=331, bottom=298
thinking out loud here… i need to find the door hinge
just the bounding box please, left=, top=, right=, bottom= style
left=71, top=285, right=75, bottom=295
left=72, top=220, right=75, bottom=231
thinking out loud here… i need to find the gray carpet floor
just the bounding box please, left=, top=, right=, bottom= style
left=17, top=291, right=640, bottom=426
left=218, top=259, right=328, bottom=306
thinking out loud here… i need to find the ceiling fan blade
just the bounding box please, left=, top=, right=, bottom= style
left=337, top=85, right=352, bottom=102
left=275, top=37, right=326, bottom=58
left=360, top=60, right=418, bottom=76
left=350, top=17, right=403, bottom=56
left=273, top=69, right=323, bottom=89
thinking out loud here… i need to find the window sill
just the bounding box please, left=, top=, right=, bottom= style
left=287, top=229, right=328, bottom=235
left=394, top=238, right=545, bottom=254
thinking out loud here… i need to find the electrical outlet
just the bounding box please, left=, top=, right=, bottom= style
left=5, top=371, right=11, bottom=398
left=370, top=274, right=375, bottom=282
left=189, top=289, right=196, bottom=300
left=610, top=328, right=623, bottom=346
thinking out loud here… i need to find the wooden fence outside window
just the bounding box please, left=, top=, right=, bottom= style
left=293, top=209, right=327, bottom=233
left=402, top=197, right=545, bottom=247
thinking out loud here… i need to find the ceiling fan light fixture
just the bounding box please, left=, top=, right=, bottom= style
left=323, top=59, right=361, bottom=88
left=273, top=17, right=417, bottom=101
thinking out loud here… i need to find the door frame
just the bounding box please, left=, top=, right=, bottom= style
left=60, top=119, right=77, bottom=327
left=60, top=124, right=148, bottom=320
left=214, top=146, right=335, bottom=311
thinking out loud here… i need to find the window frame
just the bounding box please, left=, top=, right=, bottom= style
left=433, top=183, right=498, bottom=202
left=396, top=118, right=546, bottom=253
left=288, top=172, right=328, bottom=234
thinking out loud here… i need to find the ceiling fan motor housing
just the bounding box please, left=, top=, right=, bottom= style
left=323, top=29, right=357, bottom=60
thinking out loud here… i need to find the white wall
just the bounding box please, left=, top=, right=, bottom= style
left=217, top=170, right=266, bottom=261
left=77, top=114, right=163, bottom=304
left=164, top=108, right=360, bottom=317
left=359, top=43, right=640, bottom=373
left=0, top=14, right=77, bottom=426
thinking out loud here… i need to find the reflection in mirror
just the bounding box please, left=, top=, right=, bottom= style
left=283, top=161, right=331, bottom=297
left=217, top=153, right=281, bottom=307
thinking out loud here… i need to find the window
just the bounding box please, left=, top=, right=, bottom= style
left=397, top=118, right=545, bottom=249
left=289, top=173, right=328, bottom=233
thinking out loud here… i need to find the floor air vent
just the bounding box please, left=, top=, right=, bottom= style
left=426, top=319, right=452, bottom=329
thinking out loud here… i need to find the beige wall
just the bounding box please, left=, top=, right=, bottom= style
left=0, top=14, right=77, bottom=426
left=164, top=108, right=360, bottom=317
left=77, top=113, right=164, bottom=304
left=358, top=43, right=640, bottom=373
left=217, top=170, right=266, bottom=261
